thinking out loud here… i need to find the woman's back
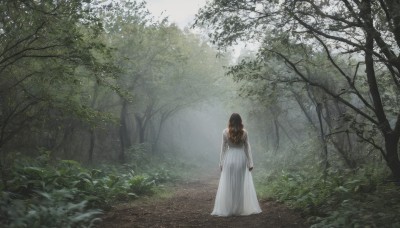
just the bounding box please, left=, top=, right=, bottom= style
left=223, top=128, right=247, bottom=148
left=211, top=113, right=261, bottom=217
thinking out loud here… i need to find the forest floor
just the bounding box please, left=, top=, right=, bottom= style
left=97, top=172, right=307, bottom=228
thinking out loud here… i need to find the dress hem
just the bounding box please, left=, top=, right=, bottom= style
left=210, top=210, right=262, bottom=217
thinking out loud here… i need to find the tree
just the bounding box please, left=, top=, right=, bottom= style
left=0, top=0, right=116, bottom=161
left=89, top=1, right=228, bottom=162
left=196, top=0, right=400, bottom=179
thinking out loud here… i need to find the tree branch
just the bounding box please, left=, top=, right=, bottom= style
left=312, top=34, right=375, bottom=111
left=291, top=14, right=388, bottom=64
left=267, top=49, right=378, bottom=125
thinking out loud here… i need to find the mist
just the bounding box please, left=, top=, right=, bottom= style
left=1, top=0, right=400, bottom=227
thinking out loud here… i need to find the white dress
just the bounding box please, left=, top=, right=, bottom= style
left=211, top=129, right=262, bottom=216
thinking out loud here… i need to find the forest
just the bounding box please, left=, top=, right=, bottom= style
left=1, top=0, right=400, bottom=227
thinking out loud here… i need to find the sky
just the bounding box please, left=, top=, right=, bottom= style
left=145, top=0, right=255, bottom=59
left=146, top=0, right=208, bottom=29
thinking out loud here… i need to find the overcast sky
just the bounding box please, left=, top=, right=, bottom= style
left=146, top=0, right=208, bottom=29
left=145, top=0, right=252, bottom=59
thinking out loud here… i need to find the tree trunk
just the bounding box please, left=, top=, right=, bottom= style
left=331, top=140, right=357, bottom=169
left=0, top=149, right=8, bottom=190
left=119, top=100, right=130, bottom=162
left=60, top=123, right=75, bottom=159
left=135, top=114, right=146, bottom=144
left=153, top=112, right=169, bottom=153
left=88, top=129, right=95, bottom=163
left=384, top=133, right=400, bottom=179
left=362, top=0, right=400, bottom=179
left=316, top=103, right=329, bottom=173
left=324, top=100, right=357, bottom=169
left=138, top=125, right=145, bottom=144
left=273, top=117, right=280, bottom=152
left=276, top=120, right=297, bottom=148
left=88, top=82, right=99, bottom=164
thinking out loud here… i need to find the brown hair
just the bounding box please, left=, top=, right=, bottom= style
left=228, top=113, right=244, bottom=144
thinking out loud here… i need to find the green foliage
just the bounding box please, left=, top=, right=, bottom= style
left=0, top=0, right=229, bottom=166
left=0, top=0, right=118, bottom=154
left=0, top=151, right=183, bottom=227
left=311, top=187, right=400, bottom=228
left=255, top=166, right=400, bottom=227
left=147, top=167, right=175, bottom=184
left=256, top=168, right=334, bottom=214
left=122, top=144, right=184, bottom=184
left=1, top=189, right=102, bottom=228
left=127, top=175, right=154, bottom=195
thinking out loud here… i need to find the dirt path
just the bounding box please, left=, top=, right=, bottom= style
left=98, top=173, right=307, bottom=228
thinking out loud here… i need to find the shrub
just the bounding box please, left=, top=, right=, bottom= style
left=0, top=152, right=169, bottom=227
left=128, top=175, right=155, bottom=195
left=0, top=189, right=102, bottom=228
left=255, top=166, right=400, bottom=227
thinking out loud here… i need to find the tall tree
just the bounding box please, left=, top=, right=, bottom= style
left=196, top=0, right=400, bottom=179
left=0, top=0, right=115, bottom=156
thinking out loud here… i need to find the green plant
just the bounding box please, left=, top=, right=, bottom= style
left=0, top=150, right=190, bottom=227
left=128, top=175, right=155, bottom=195
left=255, top=165, right=399, bottom=227
left=0, top=189, right=102, bottom=228
left=147, top=167, right=175, bottom=184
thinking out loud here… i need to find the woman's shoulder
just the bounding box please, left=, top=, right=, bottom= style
left=243, top=129, right=249, bottom=137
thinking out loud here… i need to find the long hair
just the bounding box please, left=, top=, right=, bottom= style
left=228, top=113, right=244, bottom=144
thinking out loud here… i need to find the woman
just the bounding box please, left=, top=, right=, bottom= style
left=211, top=113, right=262, bottom=216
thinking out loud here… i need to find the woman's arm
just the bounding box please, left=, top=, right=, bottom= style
left=220, top=130, right=228, bottom=170
left=244, top=130, right=254, bottom=170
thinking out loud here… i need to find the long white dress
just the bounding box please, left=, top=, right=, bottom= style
left=211, top=129, right=262, bottom=216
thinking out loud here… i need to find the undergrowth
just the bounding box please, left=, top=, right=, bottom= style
left=0, top=148, right=188, bottom=227
left=255, top=165, right=400, bottom=227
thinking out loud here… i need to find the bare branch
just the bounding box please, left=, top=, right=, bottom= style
left=352, top=61, right=362, bottom=83
left=312, top=34, right=375, bottom=111
left=354, top=130, right=387, bottom=161
left=0, top=44, right=65, bottom=65
left=302, top=0, right=361, bottom=27
left=378, top=0, right=393, bottom=30
left=0, top=21, right=46, bottom=58
left=292, top=14, right=388, bottom=64
left=0, top=71, right=40, bottom=92
left=267, top=49, right=378, bottom=125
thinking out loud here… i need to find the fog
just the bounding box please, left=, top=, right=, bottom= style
left=157, top=101, right=240, bottom=168
left=3, top=0, right=400, bottom=226
left=1, top=0, right=394, bottom=180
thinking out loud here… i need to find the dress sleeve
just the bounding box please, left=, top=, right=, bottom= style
left=220, top=130, right=228, bottom=168
left=244, top=131, right=254, bottom=168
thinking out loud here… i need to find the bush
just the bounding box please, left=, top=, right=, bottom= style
left=0, top=189, right=102, bottom=228
left=310, top=183, right=400, bottom=227
left=0, top=151, right=176, bottom=227
left=128, top=175, right=155, bottom=195
left=255, top=166, right=400, bottom=227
